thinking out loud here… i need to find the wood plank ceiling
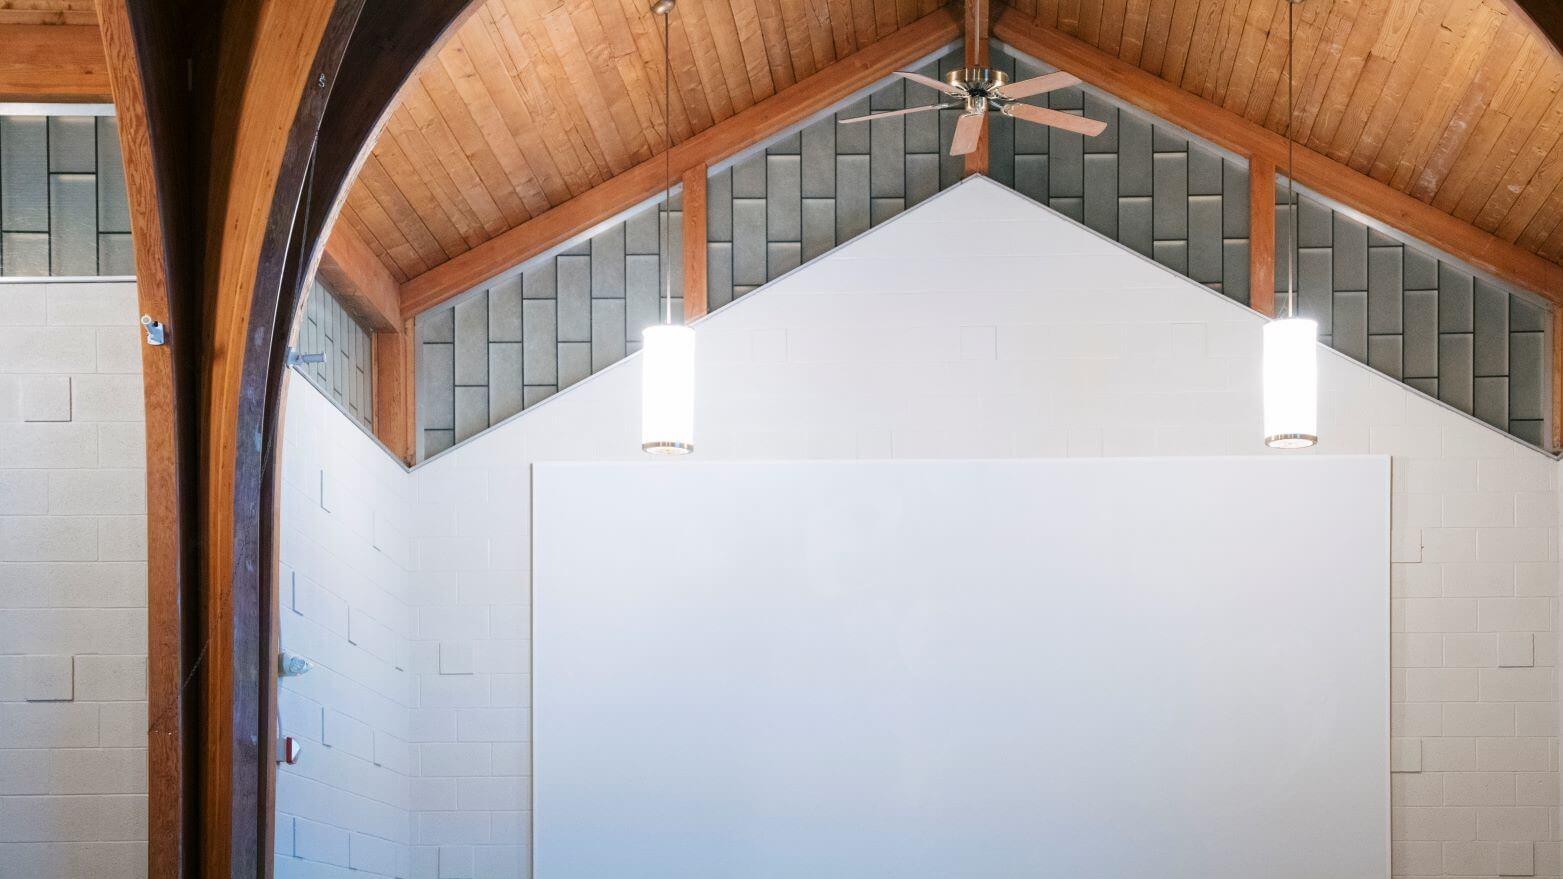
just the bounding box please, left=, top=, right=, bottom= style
left=1008, top=0, right=1563, bottom=265
left=334, top=0, right=1563, bottom=298
left=338, top=0, right=958, bottom=284
left=0, top=1, right=96, bottom=24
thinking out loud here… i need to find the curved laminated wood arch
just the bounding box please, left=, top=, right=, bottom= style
left=94, top=0, right=478, bottom=874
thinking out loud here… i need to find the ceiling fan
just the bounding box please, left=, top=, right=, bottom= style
left=842, top=67, right=1107, bottom=155
left=839, top=0, right=1105, bottom=155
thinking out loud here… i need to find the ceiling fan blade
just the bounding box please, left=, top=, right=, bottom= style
left=894, top=70, right=961, bottom=96
left=950, top=112, right=985, bottom=156
left=1003, top=102, right=1108, bottom=137
left=995, top=71, right=1081, bottom=100
left=838, top=103, right=956, bottom=124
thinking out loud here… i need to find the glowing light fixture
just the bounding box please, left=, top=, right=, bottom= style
left=641, top=324, right=695, bottom=454
left=1263, top=317, right=1317, bottom=448
left=641, top=0, right=695, bottom=455
left=1263, top=0, right=1317, bottom=450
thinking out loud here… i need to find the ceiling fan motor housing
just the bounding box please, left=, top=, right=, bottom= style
left=946, top=67, right=1009, bottom=98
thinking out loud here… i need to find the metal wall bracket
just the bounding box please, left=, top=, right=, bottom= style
left=141, top=315, right=166, bottom=346
left=278, top=651, right=314, bottom=677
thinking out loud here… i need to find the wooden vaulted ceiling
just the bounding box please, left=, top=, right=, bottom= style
left=1013, top=0, right=1563, bottom=263
left=11, top=0, right=1563, bottom=295
left=336, top=0, right=959, bottom=285
left=332, top=0, right=1563, bottom=301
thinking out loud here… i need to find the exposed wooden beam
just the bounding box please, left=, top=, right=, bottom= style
left=683, top=164, right=708, bottom=321
left=100, top=0, right=474, bottom=873
left=93, top=3, right=187, bottom=874
left=0, top=24, right=111, bottom=101
left=1553, top=308, right=1563, bottom=452
left=372, top=321, right=416, bottom=463
left=319, top=224, right=414, bottom=461
left=1249, top=157, right=1276, bottom=317
left=319, top=222, right=401, bottom=331
left=993, top=8, right=1563, bottom=306
left=400, top=7, right=961, bottom=315
left=963, top=0, right=989, bottom=179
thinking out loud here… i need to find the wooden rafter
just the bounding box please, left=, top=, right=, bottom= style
left=320, top=223, right=402, bottom=331
left=0, top=23, right=110, bottom=101
left=399, top=7, right=962, bottom=315
left=319, top=223, right=417, bottom=462
left=992, top=8, right=1563, bottom=305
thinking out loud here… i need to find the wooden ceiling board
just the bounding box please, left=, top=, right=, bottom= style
left=966, top=0, right=1563, bottom=278
left=338, top=0, right=1563, bottom=287
left=0, top=0, right=93, bottom=25
left=342, top=0, right=957, bottom=281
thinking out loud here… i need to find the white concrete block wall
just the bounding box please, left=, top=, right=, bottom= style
left=394, top=179, right=1563, bottom=879
left=275, top=379, right=416, bottom=879
left=0, top=280, right=149, bottom=878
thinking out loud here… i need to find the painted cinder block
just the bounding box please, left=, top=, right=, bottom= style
left=71, top=654, right=144, bottom=702
left=322, top=709, right=374, bottom=763
left=294, top=817, right=350, bottom=867
left=22, top=654, right=73, bottom=702
left=439, top=641, right=475, bottom=675
left=1499, top=841, right=1535, bottom=876
left=1443, top=703, right=1515, bottom=737
left=20, top=375, right=70, bottom=422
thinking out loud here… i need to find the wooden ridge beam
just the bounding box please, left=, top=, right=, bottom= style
left=0, top=24, right=111, bottom=101
left=399, top=6, right=961, bottom=315
left=963, top=0, right=989, bottom=179
left=992, top=8, right=1563, bottom=306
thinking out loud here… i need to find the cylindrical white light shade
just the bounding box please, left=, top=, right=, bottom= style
left=1263, top=317, right=1318, bottom=449
left=641, top=324, right=696, bottom=455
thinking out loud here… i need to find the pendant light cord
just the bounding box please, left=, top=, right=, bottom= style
left=1286, top=0, right=1297, bottom=320
left=661, top=7, right=673, bottom=326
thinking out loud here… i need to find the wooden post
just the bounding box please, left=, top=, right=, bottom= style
left=372, top=323, right=416, bottom=463
left=1552, top=307, right=1563, bottom=451
left=1249, top=157, right=1276, bottom=317
left=95, top=3, right=188, bottom=874
left=98, top=0, right=475, bottom=873
left=683, top=164, right=709, bottom=320
left=963, top=0, right=989, bottom=178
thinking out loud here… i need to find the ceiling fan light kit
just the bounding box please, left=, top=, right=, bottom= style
left=842, top=68, right=1106, bottom=156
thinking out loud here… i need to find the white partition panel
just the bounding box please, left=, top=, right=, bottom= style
left=533, top=458, right=1391, bottom=879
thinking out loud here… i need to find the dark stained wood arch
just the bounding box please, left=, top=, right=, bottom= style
left=1504, top=1, right=1563, bottom=61
left=95, top=0, right=479, bottom=874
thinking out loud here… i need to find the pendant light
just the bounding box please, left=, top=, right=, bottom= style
left=1264, top=0, right=1318, bottom=450
left=642, top=0, right=696, bottom=455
